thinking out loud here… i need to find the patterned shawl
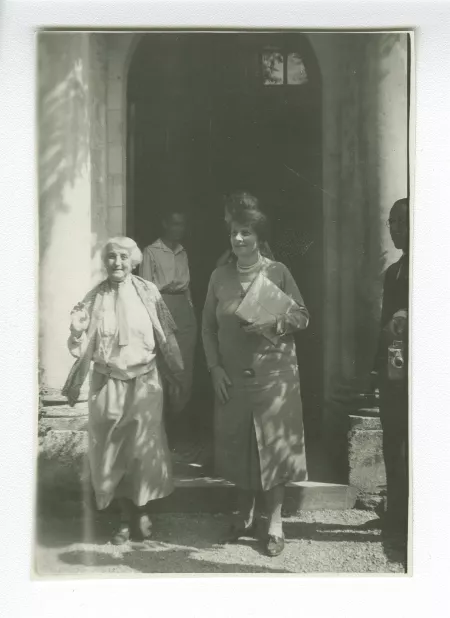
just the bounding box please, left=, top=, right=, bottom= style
left=62, top=275, right=184, bottom=406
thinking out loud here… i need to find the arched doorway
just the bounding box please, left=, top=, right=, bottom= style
left=127, top=32, right=324, bottom=477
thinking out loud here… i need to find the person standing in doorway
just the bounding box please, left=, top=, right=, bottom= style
left=203, top=197, right=309, bottom=557
left=140, top=209, right=198, bottom=436
left=372, top=197, right=409, bottom=536
left=216, top=191, right=274, bottom=267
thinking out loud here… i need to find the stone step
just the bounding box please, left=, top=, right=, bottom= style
left=159, top=475, right=358, bottom=515
left=37, top=480, right=357, bottom=516
left=148, top=460, right=357, bottom=514
left=37, top=422, right=357, bottom=515
left=37, top=460, right=357, bottom=517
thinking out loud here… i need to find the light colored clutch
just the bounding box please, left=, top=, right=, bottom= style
left=235, top=271, right=298, bottom=344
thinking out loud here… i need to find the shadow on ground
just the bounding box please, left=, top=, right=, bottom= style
left=35, top=512, right=407, bottom=575
left=36, top=512, right=291, bottom=574
left=283, top=519, right=381, bottom=543
left=57, top=547, right=291, bottom=574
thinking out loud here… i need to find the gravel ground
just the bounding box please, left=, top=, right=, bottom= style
left=34, top=510, right=407, bottom=576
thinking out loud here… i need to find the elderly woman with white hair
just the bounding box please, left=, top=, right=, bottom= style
left=62, top=236, right=184, bottom=545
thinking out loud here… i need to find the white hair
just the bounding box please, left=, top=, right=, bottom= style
left=101, top=236, right=143, bottom=269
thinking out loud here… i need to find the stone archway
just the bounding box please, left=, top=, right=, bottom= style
left=123, top=32, right=326, bottom=472
left=104, top=32, right=342, bottom=409
left=103, top=31, right=409, bottom=483
left=104, top=33, right=143, bottom=238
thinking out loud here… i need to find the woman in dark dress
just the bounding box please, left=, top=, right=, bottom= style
left=203, top=197, right=309, bottom=557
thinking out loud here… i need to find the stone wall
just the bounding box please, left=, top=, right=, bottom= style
left=37, top=402, right=90, bottom=515
left=38, top=33, right=93, bottom=391
left=38, top=33, right=111, bottom=391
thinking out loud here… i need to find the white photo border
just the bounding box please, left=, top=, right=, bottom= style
left=1, top=1, right=449, bottom=616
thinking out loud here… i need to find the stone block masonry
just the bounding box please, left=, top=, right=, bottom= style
left=348, top=413, right=386, bottom=510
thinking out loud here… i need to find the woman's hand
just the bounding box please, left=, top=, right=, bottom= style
left=210, top=366, right=232, bottom=404
left=242, top=316, right=276, bottom=335
left=70, top=303, right=89, bottom=336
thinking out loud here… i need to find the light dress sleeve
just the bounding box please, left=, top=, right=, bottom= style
left=202, top=270, right=221, bottom=370
left=275, top=264, right=310, bottom=336
left=67, top=288, right=97, bottom=358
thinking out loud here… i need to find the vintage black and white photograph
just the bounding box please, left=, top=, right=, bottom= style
left=36, top=29, right=412, bottom=576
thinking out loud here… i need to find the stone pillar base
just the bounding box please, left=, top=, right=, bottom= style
left=348, top=414, right=386, bottom=511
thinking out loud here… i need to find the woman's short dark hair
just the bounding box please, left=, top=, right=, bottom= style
left=223, top=191, right=269, bottom=242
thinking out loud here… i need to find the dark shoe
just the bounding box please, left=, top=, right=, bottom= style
left=220, top=521, right=257, bottom=544
left=111, top=522, right=131, bottom=545
left=266, top=534, right=285, bottom=557
left=135, top=513, right=153, bottom=540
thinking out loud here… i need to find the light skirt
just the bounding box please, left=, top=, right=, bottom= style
left=88, top=365, right=173, bottom=510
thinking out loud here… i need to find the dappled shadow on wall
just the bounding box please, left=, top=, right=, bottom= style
left=38, top=38, right=90, bottom=259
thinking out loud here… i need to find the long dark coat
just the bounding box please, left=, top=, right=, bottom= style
left=202, top=258, right=309, bottom=491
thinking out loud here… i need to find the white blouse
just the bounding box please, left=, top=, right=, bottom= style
left=140, top=239, right=190, bottom=294
left=67, top=279, right=157, bottom=381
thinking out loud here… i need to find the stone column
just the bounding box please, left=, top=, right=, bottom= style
left=327, top=33, right=408, bottom=393
left=309, top=33, right=346, bottom=404
left=38, top=33, right=93, bottom=392
left=104, top=33, right=138, bottom=239
left=356, top=33, right=408, bottom=375
left=318, top=34, right=367, bottom=407
left=105, top=35, right=126, bottom=239
left=322, top=33, right=408, bottom=481
left=89, top=34, right=109, bottom=282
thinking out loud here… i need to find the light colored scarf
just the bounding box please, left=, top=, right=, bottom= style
left=62, top=275, right=183, bottom=406
left=115, top=282, right=130, bottom=346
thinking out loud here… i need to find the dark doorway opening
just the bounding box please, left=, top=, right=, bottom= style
left=127, top=32, right=324, bottom=478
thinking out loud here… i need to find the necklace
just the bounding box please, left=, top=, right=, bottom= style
left=237, top=254, right=262, bottom=274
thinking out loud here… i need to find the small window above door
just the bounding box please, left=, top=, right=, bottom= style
left=261, top=48, right=308, bottom=86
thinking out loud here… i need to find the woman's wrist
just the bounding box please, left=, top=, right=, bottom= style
left=275, top=316, right=287, bottom=336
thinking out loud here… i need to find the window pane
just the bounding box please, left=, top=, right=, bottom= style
left=262, top=49, right=284, bottom=85
left=287, top=52, right=308, bottom=85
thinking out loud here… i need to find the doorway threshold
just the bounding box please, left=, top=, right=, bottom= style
left=157, top=454, right=358, bottom=515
